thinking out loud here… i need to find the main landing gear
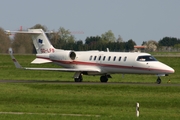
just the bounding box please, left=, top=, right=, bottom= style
left=74, top=72, right=111, bottom=83
left=74, top=74, right=83, bottom=82
left=100, top=75, right=111, bottom=82
left=100, top=75, right=108, bottom=82
left=156, top=77, right=161, bottom=84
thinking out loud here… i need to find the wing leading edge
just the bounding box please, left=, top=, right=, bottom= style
left=24, top=67, right=100, bottom=72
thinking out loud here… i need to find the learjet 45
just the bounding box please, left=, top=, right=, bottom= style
left=7, top=29, right=174, bottom=84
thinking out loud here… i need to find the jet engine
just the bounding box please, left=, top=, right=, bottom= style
left=49, top=51, right=76, bottom=61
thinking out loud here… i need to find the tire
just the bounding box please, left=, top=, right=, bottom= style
left=100, top=76, right=108, bottom=82
left=74, top=74, right=83, bottom=82
left=74, top=78, right=81, bottom=82
left=157, top=78, right=161, bottom=84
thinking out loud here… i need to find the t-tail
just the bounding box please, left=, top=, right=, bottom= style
left=6, top=29, right=56, bottom=54
left=28, top=29, right=56, bottom=64
left=28, top=29, right=55, bottom=54
left=28, top=29, right=55, bottom=64
left=6, top=29, right=57, bottom=64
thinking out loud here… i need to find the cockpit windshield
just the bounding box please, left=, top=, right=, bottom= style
left=137, top=55, right=157, bottom=61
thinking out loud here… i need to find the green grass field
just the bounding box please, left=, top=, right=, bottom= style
left=0, top=54, right=180, bottom=120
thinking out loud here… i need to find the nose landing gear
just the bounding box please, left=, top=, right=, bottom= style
left=156, top=77, right=161, bottom=84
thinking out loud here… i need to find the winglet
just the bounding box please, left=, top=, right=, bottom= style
left=9, top=48, right=22, bottom=69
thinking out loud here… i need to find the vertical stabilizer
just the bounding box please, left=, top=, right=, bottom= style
left=28, top=29, right=55, bottom=54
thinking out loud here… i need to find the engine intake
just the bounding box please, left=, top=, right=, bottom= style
left=69, top=51, right=76, bottom=60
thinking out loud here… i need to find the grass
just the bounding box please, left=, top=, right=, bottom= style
left=150, top=51, right=180, bottom=55
left=0, top=54, right=180, bottom=119
left=0, top=83, right=179, bottom=120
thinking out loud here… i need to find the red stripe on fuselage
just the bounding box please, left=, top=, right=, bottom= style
left=36, top=57, right=172, bottom=73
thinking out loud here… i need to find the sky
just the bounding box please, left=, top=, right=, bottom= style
left=0, top=0, right=180, bottom=45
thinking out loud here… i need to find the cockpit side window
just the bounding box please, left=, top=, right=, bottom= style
left=137, top=55, right=157, bottom=61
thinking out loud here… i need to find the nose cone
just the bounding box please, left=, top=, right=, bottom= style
left=157, top=62, right=175, bottom=74
left=162, top=63, right=175, bottom=74
left=168, top=67, right=175, bottom=74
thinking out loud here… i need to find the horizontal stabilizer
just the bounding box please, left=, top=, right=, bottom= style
left=31, top=58, right=52, bottom=64
left=5, top=29, right=53, bottom=34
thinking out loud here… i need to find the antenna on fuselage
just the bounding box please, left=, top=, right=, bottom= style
left=106, top=48, right=109, bottom=52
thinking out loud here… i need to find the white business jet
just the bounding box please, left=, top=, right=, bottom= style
left=7, top=29, right=174, bottom=84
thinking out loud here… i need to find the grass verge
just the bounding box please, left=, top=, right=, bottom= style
left=0, top=83, right=179, bottom=120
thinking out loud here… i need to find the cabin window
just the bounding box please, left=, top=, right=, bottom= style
left=124, top=56, right=127, bottom=61
left=89, top=55, right=93, bottom=60
left=98, top=56, right=101, bottom=61
left=103, top=56, right=106, bottom=61
left=113, top=56, right=116, bottom=61
left=94, top=56, right=97, bottom=60
left=108, top=56, right=111, bottom=61
left=137, top=55, right=157, bottom=61
left=119, top=57, right=121, bottom=61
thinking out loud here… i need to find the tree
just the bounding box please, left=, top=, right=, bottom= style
left=174, top=44, right=180, bottom=51
left=58, top=27, right=75, bottom=43
left=12, top=33, right=33, bottom=54
left=116, top=35, right=123, bottom=43
left=158, top=37, right=178, bottom=47
left=75, top=40, right=83, bottom=51
left=85, top=36, right=102, bottom=50
left=0, top=28, right=11, bottom=53
left=144, top=40, right=158, bottom=52
left=12, top=24, right=48, bottom=53
left=141, top=41, right=147, bottom=46
left=55, top=27, right=75, bottom=49
left=30, top=24, right=47, bottom=31
left=11, top=24, right=48, bottom=54
left=101, top=30, right=116, bottom=43
left=48, top=32, right=60, bottom=48
left=46, top=27, right=76, bottom=49
left=125, top=39, right=136, bottom=51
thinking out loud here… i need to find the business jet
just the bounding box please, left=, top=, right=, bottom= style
left=6, top=29, right=174, bottom=84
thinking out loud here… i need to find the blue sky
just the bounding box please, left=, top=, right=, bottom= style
left=0, top=0, right=180, bottom=45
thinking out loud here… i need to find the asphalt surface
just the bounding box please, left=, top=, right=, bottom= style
left=0, top=80, right=179, bottom=86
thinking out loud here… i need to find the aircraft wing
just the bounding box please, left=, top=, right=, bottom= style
left=9, top=48, right=100, bottom=73
left=24, top=67, right=100, bottom=72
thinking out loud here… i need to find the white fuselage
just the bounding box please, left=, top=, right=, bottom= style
left=38, top=49, right=174, bottom=76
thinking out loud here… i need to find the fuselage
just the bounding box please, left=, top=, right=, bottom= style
left=38, top=49, right=174, bottom=76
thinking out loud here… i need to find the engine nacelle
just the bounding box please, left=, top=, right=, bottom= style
left=49, top=51, right=76, bottom=61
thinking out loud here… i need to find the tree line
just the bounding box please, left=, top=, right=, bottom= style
left=0, top=24, right=180, bottom=53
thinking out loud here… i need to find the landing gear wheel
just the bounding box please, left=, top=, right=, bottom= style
left=156, top=77, right=161, bottom=84
left=100, top=76, right=108, bottom=82
left=74, top=74, right=83, bottom=82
